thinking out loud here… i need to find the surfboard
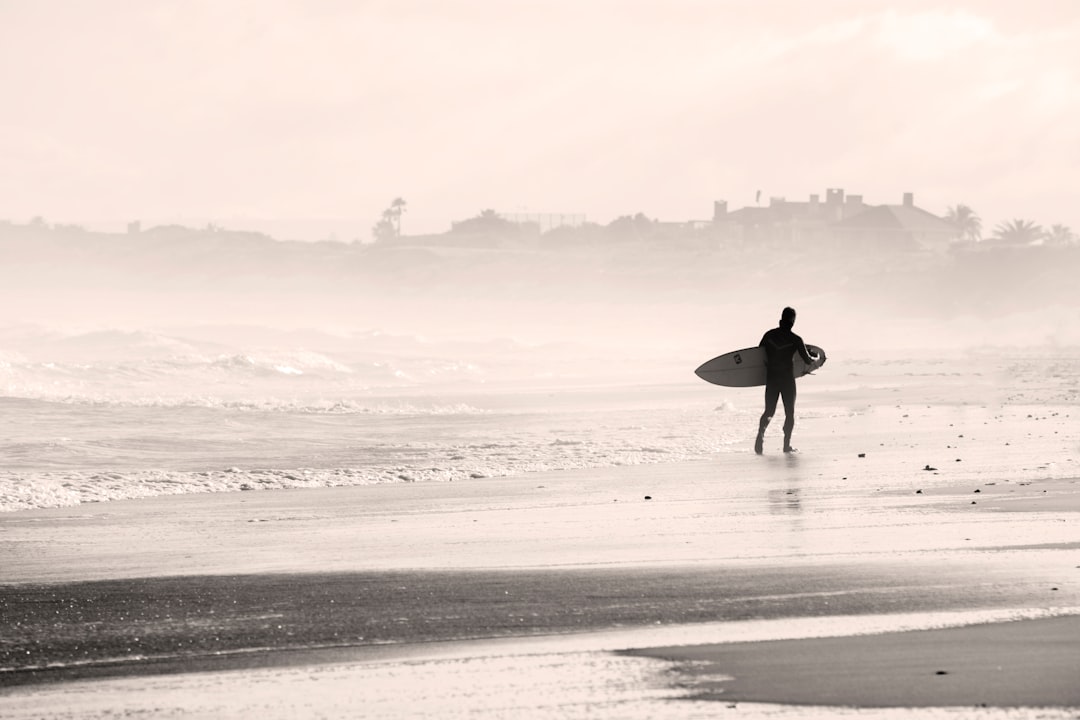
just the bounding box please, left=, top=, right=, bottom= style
left=695, top=344, right=826, bottom=387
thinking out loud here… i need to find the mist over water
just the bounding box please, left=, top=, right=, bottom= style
left=3, top=226, right=1078, bottom=375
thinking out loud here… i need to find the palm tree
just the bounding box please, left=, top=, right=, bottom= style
left=1045, top=224, right=1077, bottom=247
left=991, top=219, right=1043, bottom=246
left=371, top=208, right=397, bottom=242
left=944, top=204, right=982, bottom=242
left=390, top=197, right=407, bottom=237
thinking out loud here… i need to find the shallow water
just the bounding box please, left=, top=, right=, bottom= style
left=0, top=383, right=752, bottom=511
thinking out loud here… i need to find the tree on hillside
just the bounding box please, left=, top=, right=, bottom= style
left=606, top=213, right=655, bottom=239
left=451, top=209, right=518, bottom=235
left=945, top=204, right=982, bottom=242
left=370, top=198, right=407, bottom=242
left=991, top=218, right=1043, bottom=246
left=1045, top=224, right=1077, bottom=247
left=371, top=208, right=397, bottom=242
left=390, top=197, right=407, bottom=236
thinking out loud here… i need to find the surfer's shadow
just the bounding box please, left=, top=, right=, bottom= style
left=761, top=453, right=805, bottom=515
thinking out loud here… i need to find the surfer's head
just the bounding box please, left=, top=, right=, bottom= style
left=780, top=307, right=796, bottom=329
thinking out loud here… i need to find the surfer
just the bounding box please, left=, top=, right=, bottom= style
left=755, top=307, right=818, bottom=454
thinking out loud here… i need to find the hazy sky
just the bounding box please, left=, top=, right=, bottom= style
left=2, top=0, right=1077, bottom=238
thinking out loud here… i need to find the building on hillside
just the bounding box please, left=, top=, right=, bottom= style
left=712, top=188, right=867, bottom=246
left=711, top=189, right=955, bottom=251
left=829, top=193, right=957, bottom=252
left=384, top=210, right=548, bottom=249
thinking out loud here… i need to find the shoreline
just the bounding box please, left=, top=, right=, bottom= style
left=3, top=455, right=1078, bottom=584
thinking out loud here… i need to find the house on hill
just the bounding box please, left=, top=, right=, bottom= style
left=713, top=188, right=868, bottom=245
left=830, top=193, right=957, bottom=251
left=712, top=189, right=956, bottom=251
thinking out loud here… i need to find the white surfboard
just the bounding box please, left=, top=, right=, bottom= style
left=695, top=344, right=826, bottom=387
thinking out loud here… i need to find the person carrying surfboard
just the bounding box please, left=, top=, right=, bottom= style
left=755, top=307, right=818, bottom=454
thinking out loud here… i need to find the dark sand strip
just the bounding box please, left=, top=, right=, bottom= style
left=2, top=562, right=1073, bottom=687
left=627, top=615, right=1080, bottom=708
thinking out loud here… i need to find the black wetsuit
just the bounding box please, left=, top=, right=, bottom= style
left=757, top=324, right=815, bottom=449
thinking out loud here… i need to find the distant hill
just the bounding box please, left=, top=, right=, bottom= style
left=2, top=222, right=1077, bottom=350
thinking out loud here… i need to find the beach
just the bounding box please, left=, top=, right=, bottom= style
left=2, top=350, right=1079, bottom=718
left=5, top=1, right=1080, bottom=714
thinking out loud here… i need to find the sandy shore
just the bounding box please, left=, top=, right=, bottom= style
left=2, top=398, right=1079, bottom=716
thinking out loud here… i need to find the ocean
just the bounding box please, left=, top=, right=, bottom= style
left=0, top=326, right=747, bottom=512
left=4, top=324, right=1077, bottom=514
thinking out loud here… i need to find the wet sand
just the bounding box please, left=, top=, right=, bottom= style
left=627, top=615, right=1080, bottom=708
left=4, top=559, right=1075, bottom=688
left=2, top=386, right=1079, bottom=716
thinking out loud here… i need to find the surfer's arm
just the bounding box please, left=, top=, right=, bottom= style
left=796, top=337, right=815, bottom=364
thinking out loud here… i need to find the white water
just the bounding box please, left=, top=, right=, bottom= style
left=0, top=325, right=749, bottom=511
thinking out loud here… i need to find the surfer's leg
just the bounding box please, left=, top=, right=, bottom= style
left=781, top=380, right=797, bottom=451
left=757, top=382, right=779, bottom=454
